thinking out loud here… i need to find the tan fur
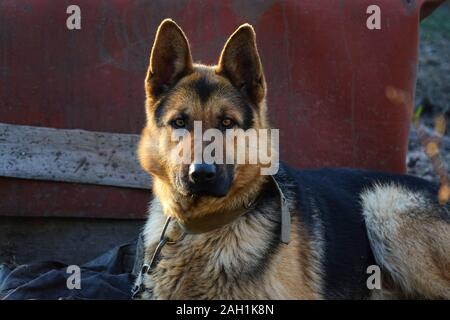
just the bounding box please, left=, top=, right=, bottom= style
left=140, top=199, right=321, bottom=299
left=362, top=183, right=450, bottom=299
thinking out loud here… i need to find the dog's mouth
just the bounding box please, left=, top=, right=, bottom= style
left=186, top=186, right=229, bottom=198
left=174, top=167, right=233, bottom=199
left=178, top=179, right=232, bottom=198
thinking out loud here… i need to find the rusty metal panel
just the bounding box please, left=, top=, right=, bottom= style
left=0, top=0, right=427, bottom=218
left=0, top=178, right=149, bottom=219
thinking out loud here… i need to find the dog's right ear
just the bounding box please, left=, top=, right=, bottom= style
left=146, top=19, right=193, bottom=99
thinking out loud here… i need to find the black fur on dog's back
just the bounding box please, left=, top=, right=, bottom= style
left=281, top=165, right=447, bottom=298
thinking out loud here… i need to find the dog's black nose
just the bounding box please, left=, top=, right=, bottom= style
left=189, top=163, right=216, bottom=184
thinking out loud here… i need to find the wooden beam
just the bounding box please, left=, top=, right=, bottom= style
left=0, top=123, right=151, bottom=189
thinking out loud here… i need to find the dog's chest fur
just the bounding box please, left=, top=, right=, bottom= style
left=140, top=197, right=320, bottom=299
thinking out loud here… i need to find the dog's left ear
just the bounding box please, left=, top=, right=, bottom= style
left=217, top=24, right=266, bottom=105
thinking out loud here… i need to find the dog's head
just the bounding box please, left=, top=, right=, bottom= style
left=138, top=19, right=271, bottom=218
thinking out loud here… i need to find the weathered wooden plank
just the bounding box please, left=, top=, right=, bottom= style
left=0, top=123, right=151, bottom=189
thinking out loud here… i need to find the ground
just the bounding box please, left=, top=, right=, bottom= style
left=408, top=2, right=450, bottom=183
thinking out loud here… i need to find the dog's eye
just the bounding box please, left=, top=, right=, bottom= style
left=171, top=118, right=186, bottom=128
left=221, top=118, right=235, bottom=129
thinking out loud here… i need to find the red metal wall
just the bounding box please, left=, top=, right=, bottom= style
left=0, top=0, right=426, bottom=218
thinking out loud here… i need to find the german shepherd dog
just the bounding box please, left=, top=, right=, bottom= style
left=134, top=19, right=450, bottom=299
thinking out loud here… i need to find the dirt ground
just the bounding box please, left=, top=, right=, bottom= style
left=407, top=2, right=450, bottom=183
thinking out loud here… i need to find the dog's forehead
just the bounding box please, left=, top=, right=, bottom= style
left=153, top=65, right=254, bottom=128
left=185, top=74, right=221, bottom=104
left=176, top=67, right=242, bottom=107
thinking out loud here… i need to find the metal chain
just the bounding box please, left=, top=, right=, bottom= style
left=131, top=217, right=186, bottom=299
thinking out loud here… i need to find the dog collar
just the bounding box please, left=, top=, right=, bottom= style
left=271, top=175, right=291, bottom=245
left=176, top=175, right=291, bottom=244
left=176, top=198, right=257, bottom=235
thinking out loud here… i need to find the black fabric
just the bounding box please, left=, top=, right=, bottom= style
left=0, top=239, right=140, bottom=300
